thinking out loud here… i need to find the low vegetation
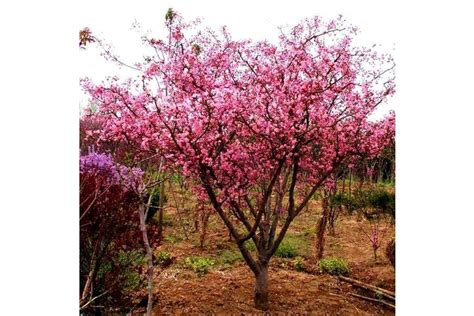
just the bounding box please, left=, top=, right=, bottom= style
left=319, top=257, right=349, bottom=276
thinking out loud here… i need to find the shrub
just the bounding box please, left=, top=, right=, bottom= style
left=156, top=251, right=172, bottom=266
left=319, top=257, right=349, bottom=275
left=94, top=250, right=146, bottom=296
left=183, top=256, right=215, bottom=275
left=293, top=256, right=305, bottom=272
left=219, top=250, right=242, bottom=265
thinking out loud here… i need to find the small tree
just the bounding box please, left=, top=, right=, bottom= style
left=82, top=10, right=395, bottom=310
left=79, top=152, right=144, bottom=311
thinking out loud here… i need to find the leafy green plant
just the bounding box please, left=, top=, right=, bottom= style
left=244, top=240, right=256, bottom=251
left=293, top=256, right=305, bottom=272
left=319, top=257, right=349, bottom=275
left=116, top=250, right=147, bottom=290
left=156, top=250, right=172, bottom=266
left=183, top=256, right=215, bottom=275
left=117, top=249, right=146, bottom=266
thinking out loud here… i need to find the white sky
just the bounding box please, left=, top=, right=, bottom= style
left=79, top=0, right=399, bottom=118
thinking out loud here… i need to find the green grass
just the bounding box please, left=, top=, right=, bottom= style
left=163, top=234, right=183, bottom=244
left=275, top=240, right=298, bottom=258
left=243, top=234, right=310, bottom=259
left=275, top=234, right=311, bottom=258
left=218, top=250, right=242, bottom=265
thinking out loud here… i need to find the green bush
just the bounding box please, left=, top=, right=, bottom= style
left=293, top=256, right=305, bottom=272
left=156, top=250, right=172, bottom=266
left=219, top=250, right=242, bottom=265
left=319, top=257, right=349, bottom=275
left=183, top=256, right=215, bottom=275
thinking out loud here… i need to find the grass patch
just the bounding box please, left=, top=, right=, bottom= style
left=218, top=250, right=242, bottom=265
left=161, top=213, right=174, bottom=227
left=275, top=234, right=311, bottom=258
left=242, top=234, right=310, bottom=259
left=303, top=226, right=317, bottom=236
left=275, top=240, right=298, bottom=258
left=163, top=234, right=183, bottom=244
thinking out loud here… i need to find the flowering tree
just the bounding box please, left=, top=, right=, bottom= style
left=82, top=10, right=395, bottom=310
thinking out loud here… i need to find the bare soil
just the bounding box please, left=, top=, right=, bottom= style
left=135, top=196, right=395, bottom=315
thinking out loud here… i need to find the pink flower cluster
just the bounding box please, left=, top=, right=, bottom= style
left=82, top=12, right=395, bottom=205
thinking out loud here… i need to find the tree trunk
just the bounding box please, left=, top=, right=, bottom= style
left=139, top=204, right=154, bottom=316
left=348, top=171, right=352, bottom=195
left=316, top=198, right=329, bottom=261
left=199, top=210, right=210, bottom=249
left=156, top=180, right=165, bottom=244
left=341, top=174, right=346, bottom=193
left=80, top=239, right=100, bottom=307
left=254, top=264, right=269, bottom=311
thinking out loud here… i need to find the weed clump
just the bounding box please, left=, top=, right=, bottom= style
left=155, top=251, right=172, bottom=266
left=319, top=257, right=349, bottom=275
left=293, top=256, right=305, bottom=272
left=183, top=256, right=215, bottom=275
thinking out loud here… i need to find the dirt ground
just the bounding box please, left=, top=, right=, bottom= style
left=135, top=195, right=395, bottom=315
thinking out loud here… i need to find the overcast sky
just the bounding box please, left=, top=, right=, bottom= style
left=79, top=0, right=399, bottom=119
